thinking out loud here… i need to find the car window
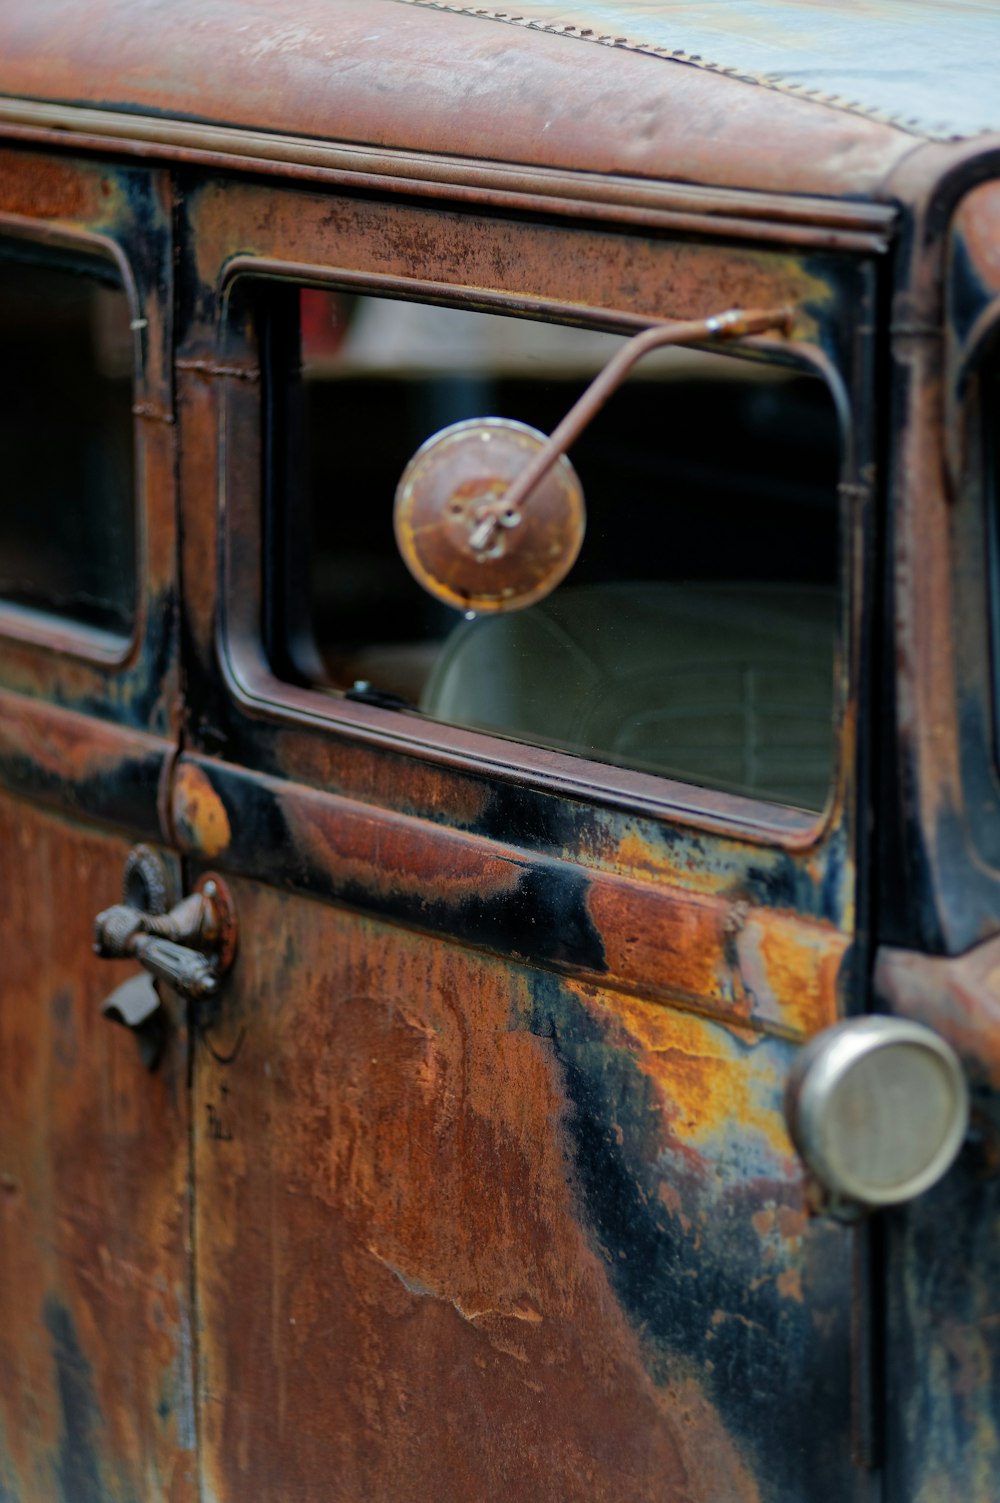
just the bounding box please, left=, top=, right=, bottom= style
left=264, top=286, right=841, bottom=812
left=0, top=244, right=136, bottom=639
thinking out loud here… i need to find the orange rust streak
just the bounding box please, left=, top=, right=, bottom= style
left=272, top=727, right=494, bottom=829
left=0, top=150, right=105, bottom=220
left=588, top=876, right=740, bottom=1014
left=735, top=912, right=845, bottom=1035
left=564, top=982, right=796, bottom=1161
left=588, top=876, right=846, bottom=1037
left=0, top=685, right=167, bottom=784
left=286, top=788, right=525, bottom=907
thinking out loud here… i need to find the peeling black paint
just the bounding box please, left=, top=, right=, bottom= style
left=520, top=972, right=856, bottom=1503
left=43, top=1298, right=105, bottom=1503
left=0, top=744, right=166, bottom=841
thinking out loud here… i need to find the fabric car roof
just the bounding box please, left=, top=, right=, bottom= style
left=398, top=0, right=1000, bottom=140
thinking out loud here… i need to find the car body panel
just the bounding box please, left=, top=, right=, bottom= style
left=1, top=2, right=1000, bottom=1498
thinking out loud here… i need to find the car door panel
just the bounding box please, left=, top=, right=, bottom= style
left=188, top=870, right=855, bottom=1503
left=176, top=172, right=877, bottom=1501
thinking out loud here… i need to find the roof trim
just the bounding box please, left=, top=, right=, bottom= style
left=0, top=96, right=897, bottom=254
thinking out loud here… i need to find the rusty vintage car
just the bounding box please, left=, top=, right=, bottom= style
left=2, top=2, right=1000, bottom=1500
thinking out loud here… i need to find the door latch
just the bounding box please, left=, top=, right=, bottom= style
left=94, top=845, right=237, bottom=1065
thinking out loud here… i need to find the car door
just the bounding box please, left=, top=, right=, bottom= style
left=175, top=167, right=883, bottom=1502
left=0, top=153, right=194, bottom=1499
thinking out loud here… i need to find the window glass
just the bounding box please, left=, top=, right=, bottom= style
left=267, top=287, right=841, bottom=812
left=0, top=246, right=136, bottom=638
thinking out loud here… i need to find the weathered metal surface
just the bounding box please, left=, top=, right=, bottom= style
left=877, top=937, right=1000, bottom=1091
left=884, top=1154, right=1000, bottom=1503
left=0, top=98, right=899, bottom=256
left=0, top=0, right=920, bottom=200
left=189, top=176, right=849, bottom=350
left=0, top=141, right=184, bottom=1501
left=0, top=795, right=194, bottom=1502
left=193, top=875, right=860, bottom=1502
left=172, top=753, right=849, bottom=1040
left=950, top=181, right=1000, bottom=346
left=0, top=686, right=170, bottom=840
left=868, top=144, right=1000, bottom=964
left=839, top=132, right=1000, bottom=1502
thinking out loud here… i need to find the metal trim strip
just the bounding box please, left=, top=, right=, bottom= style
left=0, top=96, right=897, bottom=253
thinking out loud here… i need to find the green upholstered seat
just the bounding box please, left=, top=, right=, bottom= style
left=422, top=582, right=836, bottom=810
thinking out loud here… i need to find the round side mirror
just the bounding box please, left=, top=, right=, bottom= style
left=393, top=417, right=585, bottom=614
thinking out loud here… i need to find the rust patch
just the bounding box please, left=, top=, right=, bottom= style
left=588, top=873, right=846, bottom=1036
left=776, top=1268, right=804, bottom=1303
left=752, top=1207, right=775, bottom=1237
left=588, top=877, right=746, bottom=1016
left=172, top=762, right=232, bottom=858
left=876, top=936, right=1000, bottom=1088
left=0, top=153, right=96, bottom=220
left=0, top=0, right=915, bottom=200
left=735, top=913, right=844, bottom=1036
left=194, top=176, right=831, bottom=337
left=285, top=785, right=526, bottom=907
left=273, top=727, right=494, bottom=827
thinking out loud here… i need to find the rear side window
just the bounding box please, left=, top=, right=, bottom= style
left=0, top=245, right=136, bottom=639
left=263, top=286, right=842, bottom=813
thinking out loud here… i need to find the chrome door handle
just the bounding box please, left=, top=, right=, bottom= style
left=94, top=846, right=237, bottom=1062
left=95, top=882, right=234, bottom=1001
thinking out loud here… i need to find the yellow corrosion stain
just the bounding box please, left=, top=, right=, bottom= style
left=742, top=914, right=845, bottom=1037
left=570, top=984, right=793, bottom=1160
left=173, top=763, right=232, bottom=858
left=613, top=830, right=733, bottom=896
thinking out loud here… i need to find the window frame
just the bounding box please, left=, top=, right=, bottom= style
left=217, top=251, right=862, bottom=847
